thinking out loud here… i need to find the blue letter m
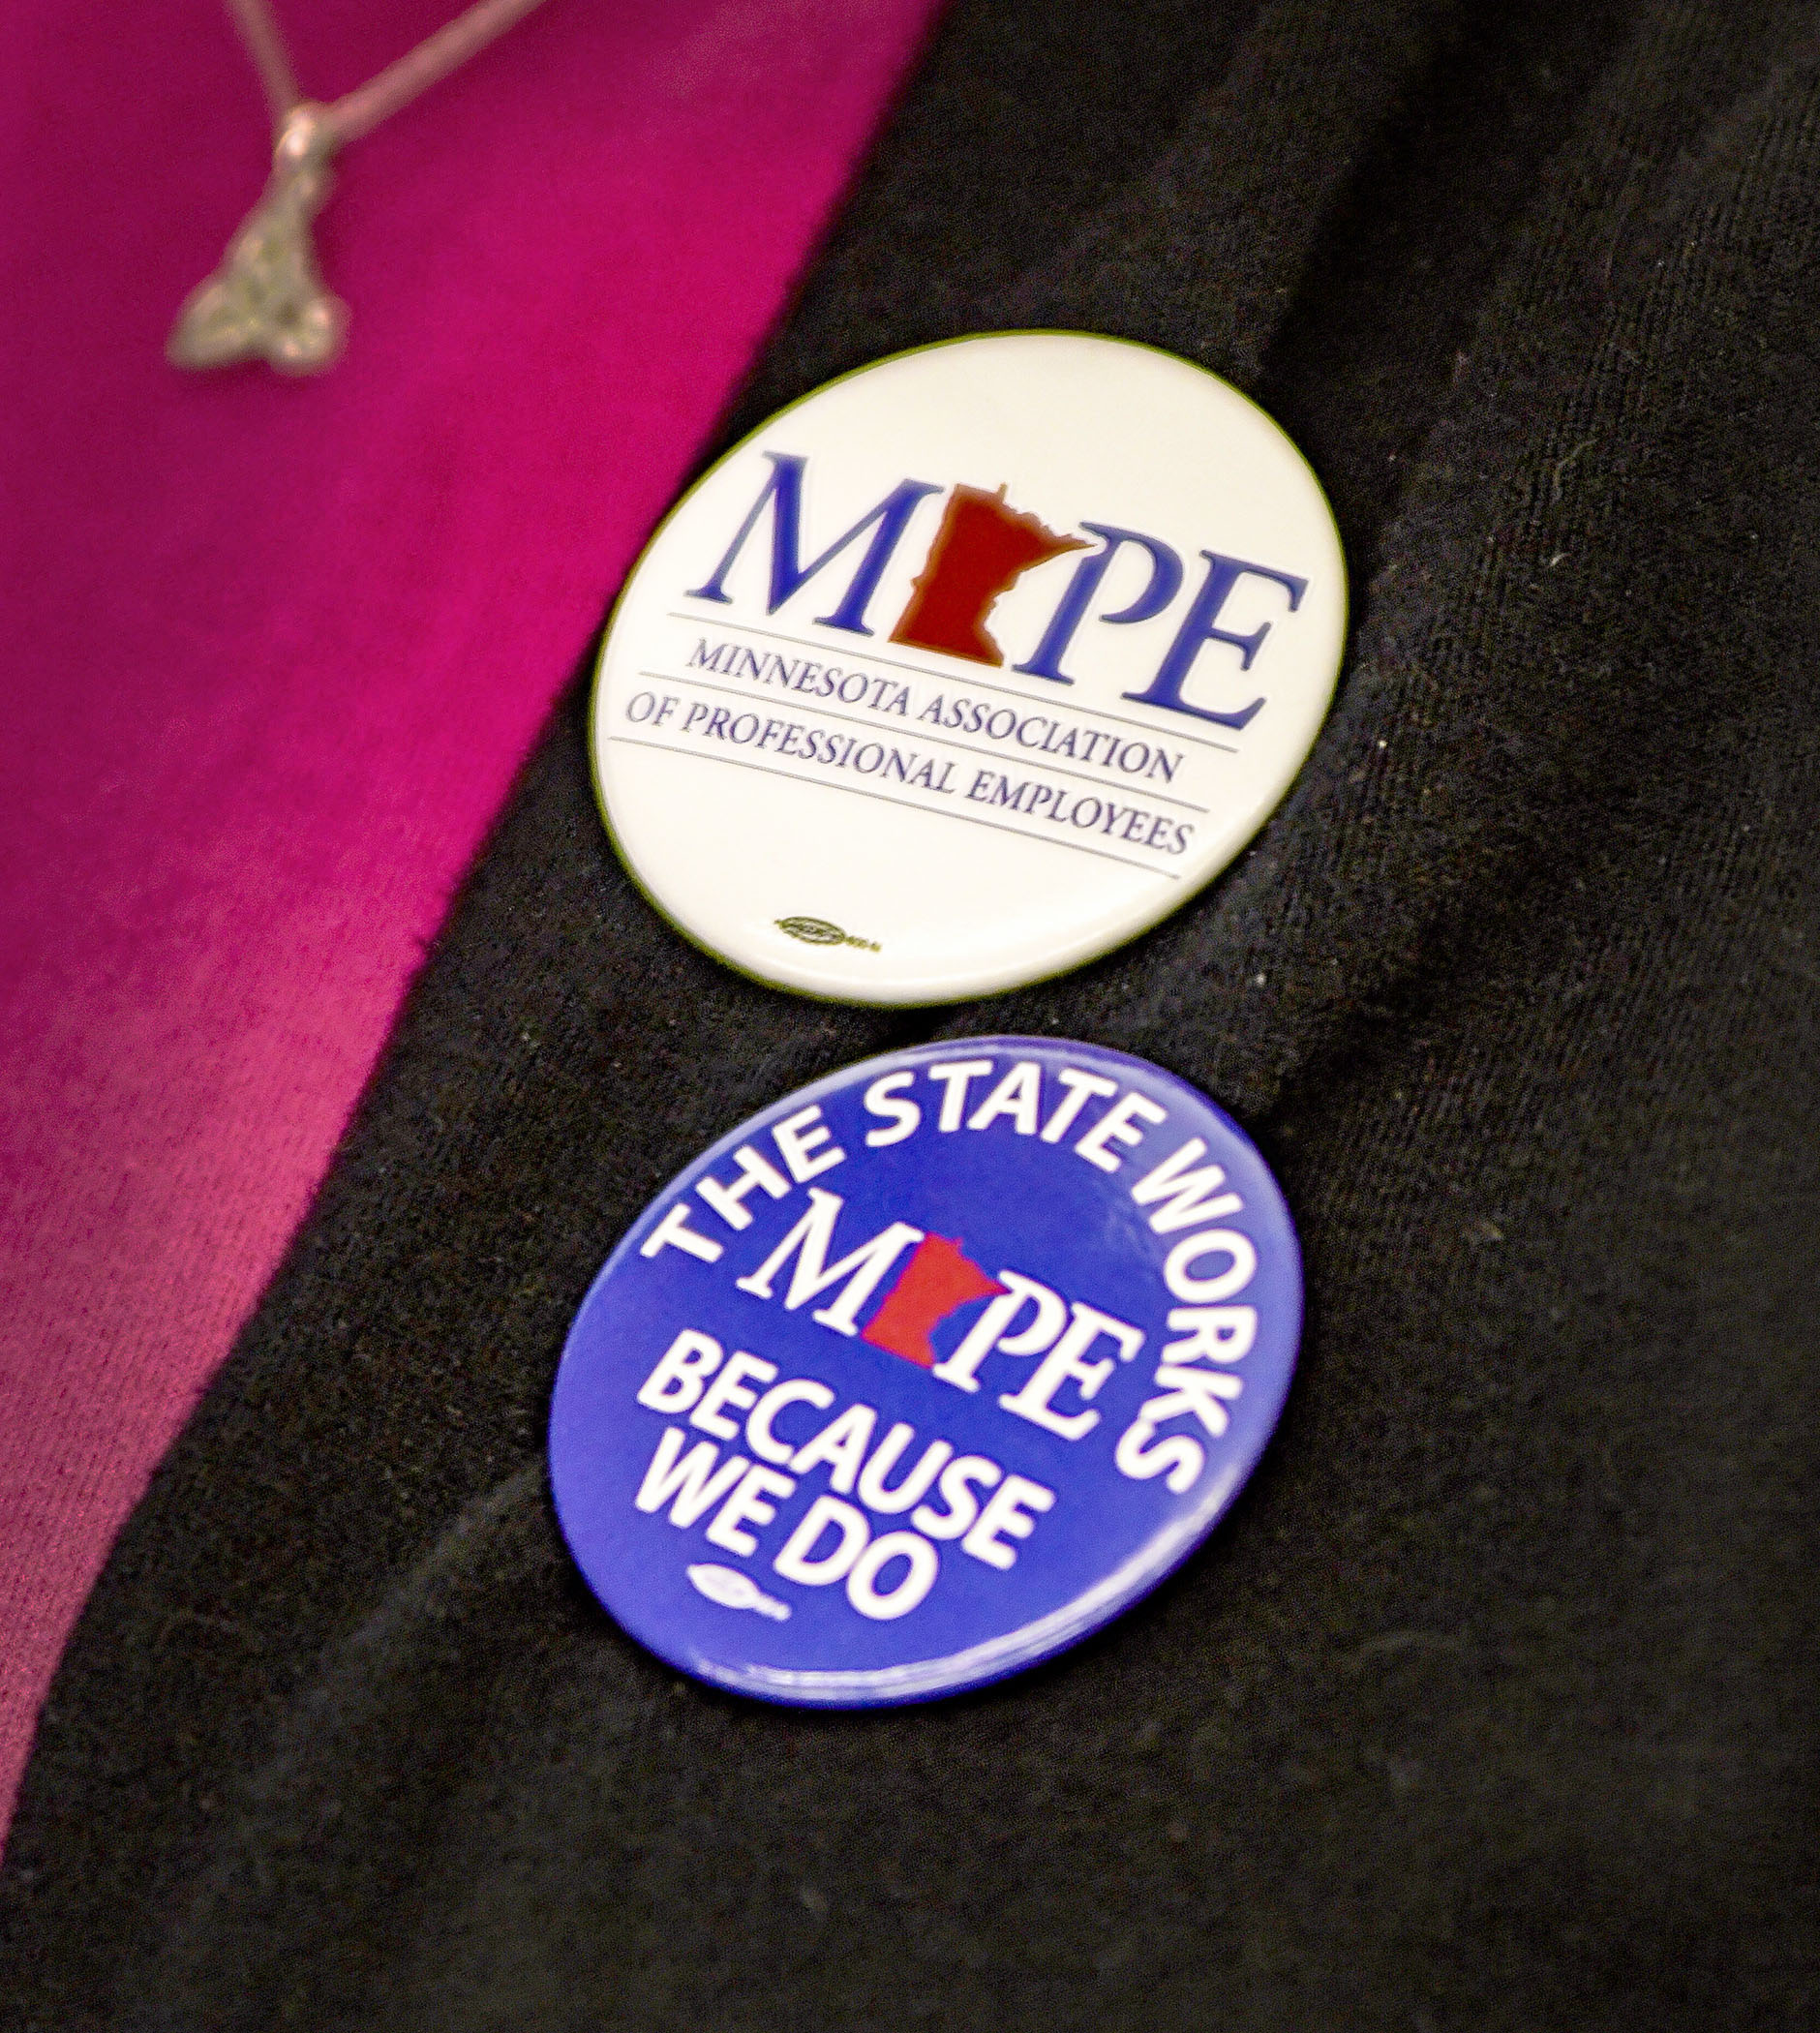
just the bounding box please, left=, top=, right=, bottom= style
left=686, top=454, right=942, bottom=636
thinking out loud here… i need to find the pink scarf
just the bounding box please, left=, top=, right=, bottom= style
left=0, top=0, right=943, bottom=1834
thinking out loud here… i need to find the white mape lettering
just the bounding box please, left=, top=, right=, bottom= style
left=734, top=1188, right=923, bottom=1334
left=928, top=1270, right=1068, bottom=1393
left=997, top=1301, right=1144, bottom=1441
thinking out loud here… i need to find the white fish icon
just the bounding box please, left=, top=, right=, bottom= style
left=687, top=1563, right=791, bottom=1621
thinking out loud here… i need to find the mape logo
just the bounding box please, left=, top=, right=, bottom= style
left=549, top=1038, right=1301, bottom=1706
left=688, top=454, right=1310, bottom=732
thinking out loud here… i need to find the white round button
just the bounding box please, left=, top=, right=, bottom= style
left=592, top=332, right=1345, bottom=1004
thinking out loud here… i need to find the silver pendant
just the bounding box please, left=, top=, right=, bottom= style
left=168, top=104, right=349, bottom=376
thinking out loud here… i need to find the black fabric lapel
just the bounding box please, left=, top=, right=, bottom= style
left=4, top=3, right=1817, bottom=2027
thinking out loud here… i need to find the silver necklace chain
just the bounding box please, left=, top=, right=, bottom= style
left=169, top=0, right=552, bottom=375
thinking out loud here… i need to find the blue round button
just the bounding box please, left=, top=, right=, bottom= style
left=550, top=1037, right=1300, bottom=1705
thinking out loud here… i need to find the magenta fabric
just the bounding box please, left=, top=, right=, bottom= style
left=0, top=0, right=942, bottom=1835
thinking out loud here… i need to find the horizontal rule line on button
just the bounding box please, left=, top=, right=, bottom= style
left=664, top=610, right=1241, bottom=755
left=607, top=735, right=1184, bottom=881
left=638, top=668, right=1211, bottom=816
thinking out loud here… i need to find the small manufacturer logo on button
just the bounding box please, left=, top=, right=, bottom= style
left=776, top=916, right=881, bottom=953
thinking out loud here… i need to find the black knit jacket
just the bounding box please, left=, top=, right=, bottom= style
left=3, top=1, right=1816, bottom=2025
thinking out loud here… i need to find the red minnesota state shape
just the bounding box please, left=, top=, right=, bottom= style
left=861, top=1234, right=1006, bottom=1368
left=890, top=483, right=1086, bottom=665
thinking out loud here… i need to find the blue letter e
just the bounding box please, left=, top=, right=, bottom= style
left=1122, top=551, right=1308, bottom=730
